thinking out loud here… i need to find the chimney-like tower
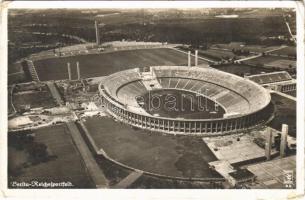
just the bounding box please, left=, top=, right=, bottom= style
left=76, top=61, right=80, bottom=80
left=188, top=51, right=191, bottom=67
left=67, top=62, right=72, bottom=80
left=195, top=50, right=198, bottom=66
left=95, top=20, right=100, bottom=45
left=280, top=124, right=288, bottom=157
left=265, top=128, right=272, bottom=160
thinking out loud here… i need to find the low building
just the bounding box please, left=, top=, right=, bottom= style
left=245, top=71, right=296, bottom=93
left=228, top=169, right=256, bottom=187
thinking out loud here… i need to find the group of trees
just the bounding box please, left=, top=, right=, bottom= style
left=9, top=131, right=51, bottom=166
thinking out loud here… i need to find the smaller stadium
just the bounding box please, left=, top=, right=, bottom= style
left=99, top=65, right=274, bottom=136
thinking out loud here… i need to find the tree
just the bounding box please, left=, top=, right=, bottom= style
left=28, top=142, right=49, bottom=164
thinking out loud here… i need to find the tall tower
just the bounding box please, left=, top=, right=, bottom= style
left=95, top=20, right=100, bottom=45
left=195, top=50, right=198, bottom=66
left=280, top=124, right=288, bottom=157
left=76, top=61, right=80, bottom=80
left=188, top=51, right=191, bottom=67
left=67, top=62, right=72, bottom=81
left=265, top=128, right=272, bottom=160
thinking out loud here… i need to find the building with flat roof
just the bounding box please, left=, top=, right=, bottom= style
left=245, top=71, right=296, bottom=93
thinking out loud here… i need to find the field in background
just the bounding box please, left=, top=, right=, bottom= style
left=244, top=55, right=295, bottom=69
left=8, top=8, right=294, bottom=64
left=211, top=43, right=284, bottom=53
left=270, top=46, right=296, bottom=57
left=212, top=64, right=275, bottom=76
left=197, top=49, right=241, bottom=61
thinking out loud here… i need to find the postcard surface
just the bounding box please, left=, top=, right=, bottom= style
left=1, top=1, right=304, bottom=199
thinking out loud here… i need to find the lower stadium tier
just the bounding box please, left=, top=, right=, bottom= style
left=99, top=66, right=274, bottom=136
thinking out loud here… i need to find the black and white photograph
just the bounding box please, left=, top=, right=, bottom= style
left=1, top=1, right=304, bottom=199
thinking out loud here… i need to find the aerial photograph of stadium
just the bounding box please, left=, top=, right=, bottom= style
left=7, top=8, right=297, bottom=189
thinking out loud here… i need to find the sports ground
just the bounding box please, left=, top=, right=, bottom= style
left=141, top=89, right=225, bottom=119
left=33, top=48, right=208, bottom=81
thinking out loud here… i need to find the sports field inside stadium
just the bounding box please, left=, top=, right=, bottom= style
left=33, top=48, right=208, bottom=81
left=141, top=89, right=225, bottom=119
left=83, top=116, right=222, bottom=179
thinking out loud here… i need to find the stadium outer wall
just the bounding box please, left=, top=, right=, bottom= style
left=16, top=43, right=273, bottom=136
left=99, top=85, right=274, bottom=137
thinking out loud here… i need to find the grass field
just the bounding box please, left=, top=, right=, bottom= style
left=268, top=93, right=296, bottom=137
left=84, top=116, right=221, bottom=179
left=8, top=62, right=27, bottom=85
left=8, top=124, right=94, bottom=188
left=266, top=59, right=296, bottom=69
left=198, top=49, right=240, bottom=61
left=12, top=90, right=57, bottom=111
left=33, top=48, right=208, bottom=81
left=8, top=62, right=23, bottom=74
left=271, top=46, right=296, bottom=57
left=211, top=43, right=282, bottom=53
left=244, top=55, right=295, bottom=69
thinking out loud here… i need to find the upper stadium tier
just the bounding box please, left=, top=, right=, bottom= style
left=99, top=66, right=273, bottom=136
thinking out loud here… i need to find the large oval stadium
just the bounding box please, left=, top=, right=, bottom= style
left=99, top=65, right=274, bottom=136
